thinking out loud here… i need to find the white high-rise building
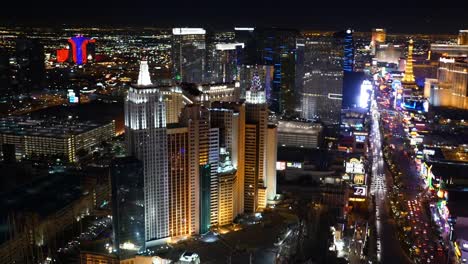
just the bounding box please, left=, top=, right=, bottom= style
left=125, top=60, right=169, bottom=246
left=137, top=60, right=152, bottom=86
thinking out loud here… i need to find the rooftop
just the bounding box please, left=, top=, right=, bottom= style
left=277, top=120, right=322, bottom=134
left=0, top=170, right=85, bottom=243
left=425, top=146, right=468, bottom=163
left=429, top=161, right=468, bottom=182
left=0, top=116, right=112, bottom=138
left=448, top=198, right=468, bottom=218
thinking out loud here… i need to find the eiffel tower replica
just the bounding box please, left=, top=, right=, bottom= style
left=401, top=39, right=418, bottom=89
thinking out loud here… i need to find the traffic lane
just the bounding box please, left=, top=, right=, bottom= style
left=377, top=171, right=412, bottom=264
left=385, top=130, right=420, bottom=198
left=371, top=103, right=412, bottom=264
left=348, top=241, right=362, bottom=264
left=380, top=97, right=443, bottom=262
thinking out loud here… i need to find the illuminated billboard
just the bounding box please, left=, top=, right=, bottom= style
left=393, top=86, right=403, bottom=108
left=277, top=161, right=302, bottom=170
left=276, top=161, right=286, bottom=171
left=423, top=149, right=435, bottom=156
left=353, top=186, right=367, bottom=196
left=355, top=135, right=366, bottom=143
left=359, top=80, right=372, bottom=108
left=409, top=137, right=423, bottom=145
left=401, top=100, right=429, bottom=113
left=345, top=158, right=364, bottom=174
left=353, top=174, right=365, bottom=185
left=215, top=43, right=245, bottom=50
left=68, top=89, right=78, bottom=103
left=286, top=162, right=302, bottom=169
left=56, top=49, right=69, bottom=63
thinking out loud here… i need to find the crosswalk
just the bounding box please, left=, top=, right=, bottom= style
left=370, top=175, right=387, bottom=194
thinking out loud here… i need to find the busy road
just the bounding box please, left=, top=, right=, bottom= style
left=369, top=92, right=412, bottom=264
left=379, top=106, right=448, bottom=264
left=370, top=75, right=453, bottom=264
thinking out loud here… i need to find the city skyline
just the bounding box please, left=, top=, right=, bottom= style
left=0, top=11, right=467, bottom=264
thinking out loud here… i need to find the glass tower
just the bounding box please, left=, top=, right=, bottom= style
left=300, top=32, right=344, bottom=125
left=111, top=157, right=145, bottom=258
left=172, top=28, right=206, bottom=83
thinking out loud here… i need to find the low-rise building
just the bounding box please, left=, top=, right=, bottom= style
left=277, top=120, right=322, bottom=149
left=0, top=116, right=115, bottom=162
left=0, top=171, right=97, bottom=264
left=80, top=252, right=119, bottom=264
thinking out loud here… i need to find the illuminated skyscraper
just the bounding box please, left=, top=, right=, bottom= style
left=295, top=38, right=305, bottom=108
left=402, top=39, right=417, bottom=88
left=300, top=32, right=343, bottom=124
left=244, top=28, right=299, bottom=115
left=210, top=101, right=246, bottom=216
left=205, top=30, right=243, bottom=83
left=244, top=75, right=269, bottom=212
left=245, top=72, right=266, bottom=103
left=68, top=35, right=95, bottom=65
left=160, top=86, right=185, bottom=124
left=208, top=44, right=240, bottom=83
left=425, top=38, right=468, bottom=110
left=208, top=128, right=220, bottom=227
left=425, top=59, right=468, bottom=110
left=167, top=125, right=190, bottom=238
left=218, top=150, right=236, bottom=226
left=239, top=64, right=273, bottom=100
left=180, top=104, right=219, bottom=233
left=172, top=28, right=206, bottom=83
left=180, top=104, right=206, bottom=234
left=125, top=60, right=169, bottom=245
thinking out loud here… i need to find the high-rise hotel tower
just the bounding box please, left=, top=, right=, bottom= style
left=244, top=73, right=269, bottom=212
left=125, top=60, right=169, bottom=246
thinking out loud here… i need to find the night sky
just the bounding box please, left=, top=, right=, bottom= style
left=1, top=5, right=467, bottom=34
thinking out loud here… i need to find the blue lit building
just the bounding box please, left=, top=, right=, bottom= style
left=342, top=71, right=365, bottom=109
left=343, top=29, right=354, bottom=72
left=244, top=28, right=299, bottom=116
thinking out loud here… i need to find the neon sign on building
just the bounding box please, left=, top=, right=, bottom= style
left=68, top=35, right=95, bottom=65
